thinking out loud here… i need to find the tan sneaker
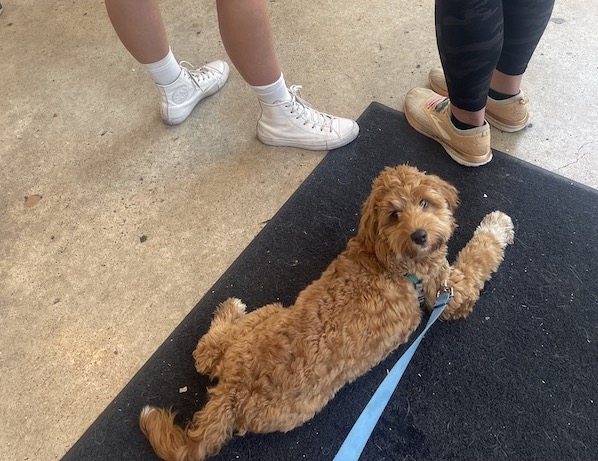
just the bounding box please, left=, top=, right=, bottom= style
left=429, top=67, right=449, bottom=96
left=484, top=91, right=529, bottom=132
left=428, top=67, right=529, bottom=132
left=404, top=88, right=492, bottom=167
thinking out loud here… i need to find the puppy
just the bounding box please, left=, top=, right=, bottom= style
left=140, top=165, right=514, bottom=461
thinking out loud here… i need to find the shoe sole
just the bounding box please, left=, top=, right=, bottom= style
left=485, top=112, right=529, bottom=133
left=257, top=125, right=359, bottom=151
left=404, top=108, right=492, bottom=167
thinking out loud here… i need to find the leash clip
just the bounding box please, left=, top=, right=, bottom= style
left=434, top=283, right=453, bottom=310
left=437, top=265, right=452, bottom=300
left=437, top=285, right=453, bottom=298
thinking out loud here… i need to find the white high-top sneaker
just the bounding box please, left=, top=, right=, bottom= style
left=257, top=85, right=359, bottom=150
left=158, top=60, right=229, bottom=125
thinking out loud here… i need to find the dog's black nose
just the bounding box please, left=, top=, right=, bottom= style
left=411, top=229, right=427, bottom=245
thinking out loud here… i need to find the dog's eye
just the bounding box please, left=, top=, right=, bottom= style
left=420, top=199, right=429, bottom=208
left=389, top=210, right=400, bottom=221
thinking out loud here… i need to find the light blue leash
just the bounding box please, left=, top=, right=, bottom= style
left=332, top=285, right=453, bottom=461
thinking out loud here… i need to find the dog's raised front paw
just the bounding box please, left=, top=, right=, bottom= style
left=476, top=211, right=515, bottom=248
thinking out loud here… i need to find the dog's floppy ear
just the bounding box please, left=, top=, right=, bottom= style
left=356, top=168, right=396, bottom=265
left=357, top=171, right=393, bottom=261
left=357, top=181, right=380, bottom=254
left=425, top=173, right=459, bottom=212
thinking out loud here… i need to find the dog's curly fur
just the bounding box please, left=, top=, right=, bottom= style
left=139, top=165, right=514, bottom=461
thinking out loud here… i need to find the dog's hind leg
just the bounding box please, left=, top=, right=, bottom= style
left=443, top=211, right=514, bottom=320
left=140, top=388, right=235, bottom=461
left=183, top=388, right=235, bottom=460
left=193, top=298, right=246, bottom=377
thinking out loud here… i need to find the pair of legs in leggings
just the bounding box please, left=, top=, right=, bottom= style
left=104, top=0, right=358, bottom=150
left=438, top=0, right=555, bottom=126
left=404, top=0, right=555, bottom=166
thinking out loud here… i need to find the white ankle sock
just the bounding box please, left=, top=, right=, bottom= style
left=251, top=74, right=291, bottom=105
left=143, top=48, right=181, bottom=86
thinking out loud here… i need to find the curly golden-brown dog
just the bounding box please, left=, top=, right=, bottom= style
left=140, top=165, right=514, bottom=461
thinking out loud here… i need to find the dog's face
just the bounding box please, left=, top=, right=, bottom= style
left=358, top=165, right=458, bottom=264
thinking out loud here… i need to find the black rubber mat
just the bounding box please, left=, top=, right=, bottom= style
left=63, top=103, right=598, bottom=461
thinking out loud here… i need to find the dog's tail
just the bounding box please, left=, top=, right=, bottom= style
left=140, top=407, right=188, bottom=461
left=140, top=392, right=235, bottom=461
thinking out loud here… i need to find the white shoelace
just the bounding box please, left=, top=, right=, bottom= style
left=287, top=85, right=335, bottom=132
left=180, top=61, right=217, bottom=88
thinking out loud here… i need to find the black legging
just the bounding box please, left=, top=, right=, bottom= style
left=436, top=0, right=555, bottom=112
